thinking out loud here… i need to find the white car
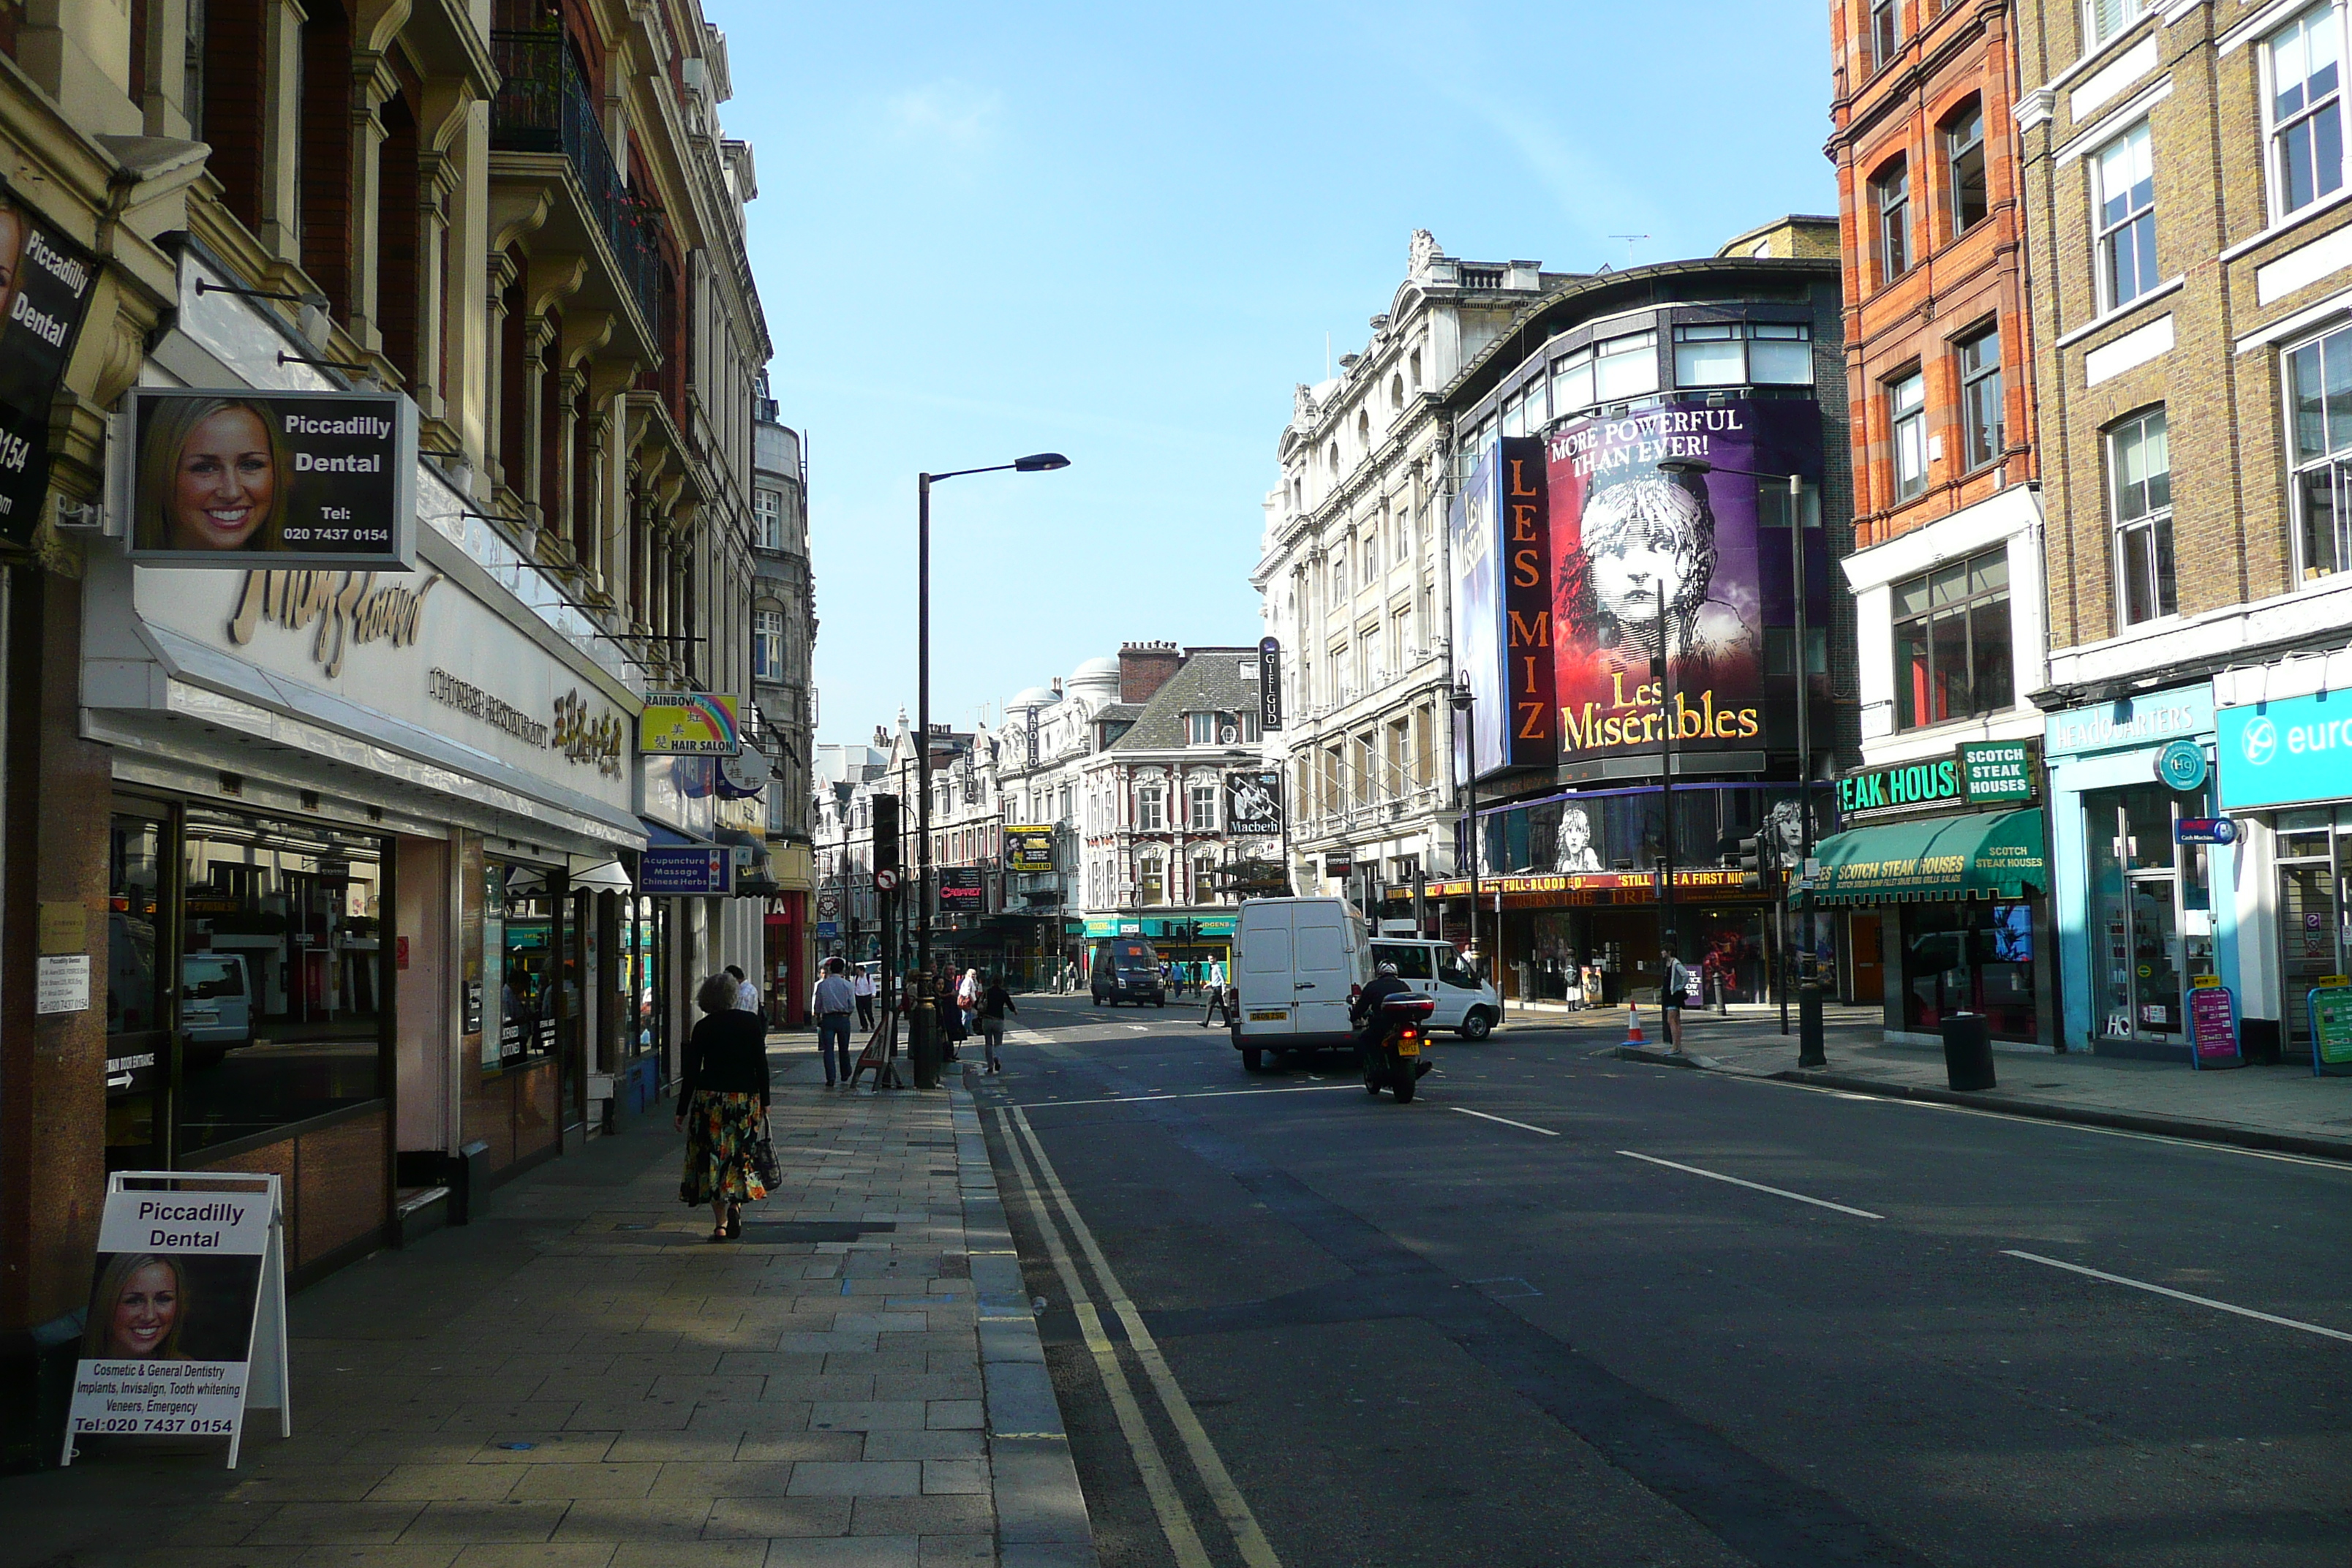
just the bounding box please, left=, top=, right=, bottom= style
left=1231, top=896, right=1371, bottom=1073
left=1369, top=939, right=1501, bottom=1040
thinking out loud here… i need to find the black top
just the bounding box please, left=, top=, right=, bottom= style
left=679, top=1010, right=771, bottom=1107
left=981, top=983, right=1017, bottom=1019
left=1352, top=976, right=1414, bottom=1027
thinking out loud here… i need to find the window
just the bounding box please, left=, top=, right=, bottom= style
left=1672, top=322, right=1814, bottom=388
left=1500, top=389, right=1525, bottom=438
left=1874, top=158, right=1911, bottom=281
left=2088, top=0, right=2155, bottom=47
left=1889, top=370, right=1928, bottom=500
left=1188, top=712, right=1214, bottom=745
left=1331, top=554, right=1347, bottom=601
left=1189, top=785, right=1217, bottom=830
left=1945, top=100, right=1988, bottom=235
left=2288, top=325, right=2352, bottom=578
left=753, top=608, right=785, bottom=680
left=753, top=489, right=783, bottom=551
left=1892, top=548, right=2014, bottom=730
left=1137, top=786, right=1166, bottom=832
left=1363, top=531, right=1379, bottom=581
left=1593, top=330, right=1659, bottom=402
left=1390, top=372, right=1404, bottom=409
left=1550, top=347, right=1594, bottom=415
left=1194, top=855, right=1218, bottom=901
left=2109, top=409, right=2176, bottom=624
left=1958, top=324, right=2004, bottom=470
left=1673, top=323, right=1744, bottom=387
left=1871, top=0, right=1900, bottom=67
left=2095, top=122, right=2158, bottom=309
left=1409, top=348, right=1422, bottom=389
left=2270, top=7, right=2344, bottom=217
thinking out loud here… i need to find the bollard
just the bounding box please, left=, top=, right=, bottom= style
left=910, top=998, right=941, bottom=1089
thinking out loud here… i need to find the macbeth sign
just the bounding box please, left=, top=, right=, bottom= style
left=1226, top=769, right=1282, bottom=837
left=1837, top=742, right=2040, bottom=824
left=122, top=388, right=419, bottom=566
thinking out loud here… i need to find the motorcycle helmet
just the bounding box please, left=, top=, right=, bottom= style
left=1378, top=962, right=1399, bottom=976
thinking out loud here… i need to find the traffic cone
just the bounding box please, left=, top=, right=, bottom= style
left=1624, top=1000, right=1645, bottom=1047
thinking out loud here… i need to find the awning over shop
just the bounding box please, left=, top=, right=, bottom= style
left=1801, top=809, right=2046, bottom=905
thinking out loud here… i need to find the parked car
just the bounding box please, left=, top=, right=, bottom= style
left=1369, top=938, right=1502, bottom=1039
left=1231, top=896, right=1371, bottom=1071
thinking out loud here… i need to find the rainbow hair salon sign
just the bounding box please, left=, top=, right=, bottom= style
left=639, top=691, right=741, bottom=755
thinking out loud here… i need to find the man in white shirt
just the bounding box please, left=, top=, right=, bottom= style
left=725, top=964, right=762, bottom=1020
left=811, top=958, right=858, bottom=1087
left=852, top=965, right=876, bottom=1028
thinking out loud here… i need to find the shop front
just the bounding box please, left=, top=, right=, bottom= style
left=2043, top=685, right=2221, bottom=1060
left=85, top=500, right=641, bottom=1275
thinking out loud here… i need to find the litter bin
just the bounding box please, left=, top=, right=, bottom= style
left=1940, top=1012, right=1997, bottom=1091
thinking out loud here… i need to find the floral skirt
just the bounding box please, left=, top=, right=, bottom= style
left=679, top=1090, right=771, bottom=1207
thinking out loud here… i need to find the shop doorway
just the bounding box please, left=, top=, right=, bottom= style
left=2084, top=785, right=2212, bottom=1053
left=2275, top=810, right=2350, bottom=1063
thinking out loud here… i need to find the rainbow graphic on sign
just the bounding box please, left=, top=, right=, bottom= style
left=638, top=691, right=741, bottom=755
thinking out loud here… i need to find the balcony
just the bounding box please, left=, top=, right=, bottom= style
left=489, top=29, right=663, bottom=344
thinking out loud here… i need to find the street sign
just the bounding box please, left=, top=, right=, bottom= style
left=873, top=868, right=899, bottom=892
left=641, top=847, right=731, bottom=896
left=2175, top=818, right=2238, bottom=845
left=816, top=920, right=839, bottom=939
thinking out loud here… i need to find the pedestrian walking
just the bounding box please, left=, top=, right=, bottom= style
left=811, top=957, right=856, bottom=1087
left=676, top=973, right=772, bottom=1243
left=1200, top=959, right=1232, bottom=1028
left=853, top=964, right=876, bottom=1028
left=978, top=971, right=1017, bottom=1073
left=957, top=967, right=981, bottom=1034
left=725, top=963, right=762, bottom=1019
left=1660, top=947, right=1691, bottom=1055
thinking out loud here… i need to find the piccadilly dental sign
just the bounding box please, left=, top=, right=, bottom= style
left=2218, top=690, right=2352, bottom=810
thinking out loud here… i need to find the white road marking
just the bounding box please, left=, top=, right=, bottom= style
left=1453, top=1107, right=1561, bottom=1137
left=1617, top=1150, right=1883, bottom=1219
left=1019, top=1084, right=1364, bottom=1109
left=2002, top=1251, right=2352, bottom=1344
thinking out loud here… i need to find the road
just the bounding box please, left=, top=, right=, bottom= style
left=972, top=993, right=2352, bottom=1568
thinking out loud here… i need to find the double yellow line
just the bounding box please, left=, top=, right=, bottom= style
left=999, top=1104, right=1283, bottom=1568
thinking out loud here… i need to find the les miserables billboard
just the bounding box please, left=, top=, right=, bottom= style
left=1547, top=396, right=1820, bottom=766
left=1450, top=436, right=1556, bottom=780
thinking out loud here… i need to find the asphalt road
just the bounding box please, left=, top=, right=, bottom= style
left=972, top=992, right=2352, bottom=1568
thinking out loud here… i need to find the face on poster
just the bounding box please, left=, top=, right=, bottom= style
left=124, top=388, right=418, bottom=565
left=1226, top=770, right=1282, bottom=836
left=0, top=188, right=99, bottom=541
left=1548, top=398, right=1814, bottom=761
left=1450, top=445, right=1504, bottom=777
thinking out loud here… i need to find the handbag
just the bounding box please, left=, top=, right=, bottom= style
left=753, top=1128, right=782, bottom=1189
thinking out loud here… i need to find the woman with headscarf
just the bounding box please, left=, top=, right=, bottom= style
left=675, top=972, right=772, bottom=1241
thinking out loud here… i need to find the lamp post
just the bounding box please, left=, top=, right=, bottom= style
left=916, top=453, right=1069, bottom=1086
left=1450, top=676, right=1481, bottom=987
left=1656, top=456, right=1826, bottom=1067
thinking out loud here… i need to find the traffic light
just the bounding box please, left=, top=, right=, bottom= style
left=870, top=794, right=900, bottom=873
left=1736, top=832, right=1765, bottom=891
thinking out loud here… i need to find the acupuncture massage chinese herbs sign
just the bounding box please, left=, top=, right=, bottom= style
left=1545, top=396, right=1823, bottom=771
left=67, top=1175, right=288, bottom=1464
left=123, top=387, right=419, bottom=567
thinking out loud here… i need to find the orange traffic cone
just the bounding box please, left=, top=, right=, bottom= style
left=1624, top=1000, right=1645, bottom=1047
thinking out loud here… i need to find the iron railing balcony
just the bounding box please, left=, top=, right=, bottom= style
left=489, top=29, right=663, bottom=332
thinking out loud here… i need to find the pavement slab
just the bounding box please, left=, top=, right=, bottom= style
left=0, top=1041, right=1101, bottom=1568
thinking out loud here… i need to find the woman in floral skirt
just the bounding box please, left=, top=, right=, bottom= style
left=675, top=972, right=772, bottom=1240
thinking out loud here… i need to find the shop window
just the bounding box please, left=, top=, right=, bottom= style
left=1945, top=99, right=1989, bottom=236
left=1892, top=546, right=2013, bottom=730
left=2269, top=6, right=2343, bottom=219
left=177, top=807, right=385, bottom=1156
left=2288, top=325, right=2352, bottom=579
left=2108, top=408, right=2176, bottom=623
left=1900, top=902, right=2036, bottom=1040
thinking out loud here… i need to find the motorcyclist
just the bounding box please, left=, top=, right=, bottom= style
left=1351, top=962, right=1417, bottom=1058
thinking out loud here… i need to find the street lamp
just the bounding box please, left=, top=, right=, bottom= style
left=916, top=453, right=1070, bottom=1086
left=1449, top=676, right=1482, bottom=987
left=1656, top=456, right=1826, bottom=1067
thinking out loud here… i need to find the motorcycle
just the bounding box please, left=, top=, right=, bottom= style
left=1360, top=993, right=1437, bottom=1102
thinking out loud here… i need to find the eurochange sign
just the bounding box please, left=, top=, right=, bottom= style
left=2216, top=692, right=2352, bottom=811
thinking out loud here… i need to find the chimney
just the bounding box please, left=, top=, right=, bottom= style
left=1050, top=676, right=1063, bottom=696
left=1118, top=641, right=1183, bottom=705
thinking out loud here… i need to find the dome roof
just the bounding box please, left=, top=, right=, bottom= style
left=1070, top=655, right=1120, bottom=683
left=1006, top=685, right=1061, bottom=711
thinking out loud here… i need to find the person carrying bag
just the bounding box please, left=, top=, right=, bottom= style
left=676, top=972, right=772, bottom=1242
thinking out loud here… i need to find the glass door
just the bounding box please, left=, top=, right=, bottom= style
left=2279, top=810, right=2345, bottom=1060
left=2087, top=785, right=2201, bottom=1046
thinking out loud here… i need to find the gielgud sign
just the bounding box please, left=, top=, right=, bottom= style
left=1545, top=396, right=1820, bottom=764
left=120, top=387, right=419, bottom=567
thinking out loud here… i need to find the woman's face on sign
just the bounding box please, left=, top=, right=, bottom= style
left=1588, top=531, right=1689, bottom=625
left=168, top=407, right=276, bottom=551
left=1559, top=813, right=1591, bottom=854
left=108, top=1261, right=181, bottom=1357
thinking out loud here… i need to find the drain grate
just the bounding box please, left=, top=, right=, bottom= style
left=742, top=1221, right=897, bottom=1243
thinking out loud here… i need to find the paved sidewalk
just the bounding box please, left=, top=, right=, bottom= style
left=1599, top=1009, right=2352, bottom=1160
left=0, top=1047, right=1096, bottom=1568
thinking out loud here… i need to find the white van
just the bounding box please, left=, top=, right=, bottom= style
left=1368, top=939, right=1501, bottom=1039
left=180, top=951, right=254, bottom=1065
left=1231, top=896, right=1371, bottom=1072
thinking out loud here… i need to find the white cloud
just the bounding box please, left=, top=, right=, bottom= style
left=883, top=80, right=1003, bottom=148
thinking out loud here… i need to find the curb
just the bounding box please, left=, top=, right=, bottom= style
left=951, top=1086, right=1101, bottom=1568
left=1611, top=1044, right=2352, bottom=1164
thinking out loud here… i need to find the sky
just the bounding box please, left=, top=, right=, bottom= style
left=705, top=1, right=1838, bottom=748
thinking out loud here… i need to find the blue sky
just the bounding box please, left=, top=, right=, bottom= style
left=706, top=2, right=1837, bottom=746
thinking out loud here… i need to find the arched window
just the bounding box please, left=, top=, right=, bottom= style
left=1328, top=442, right=1340, bottom=474
left=1390, top=373, right=1405, bottom=409
left=1357, top=409, right=1371, bottom=447
left=1872, top=155, right=1911, bottom=282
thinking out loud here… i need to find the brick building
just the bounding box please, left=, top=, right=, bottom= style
left=2013, top=0, right=2352, bottom=1063
left=1822, top=0, right=2054, bottom=1047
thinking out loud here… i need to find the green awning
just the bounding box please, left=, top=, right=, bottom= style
left=1798, top=808, right=2046, bottom=905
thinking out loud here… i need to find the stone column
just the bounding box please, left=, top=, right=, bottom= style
left=482, top=252, right=516, bottom=492
left=518, top=317, right=553, bottom=542
left=410, top=151, right=459, bottom=423
left=555, top=364, right=584, bottom=566
left=580, top=400, right=611, bottom=589
left=346, top=55, right=396, bottom=355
